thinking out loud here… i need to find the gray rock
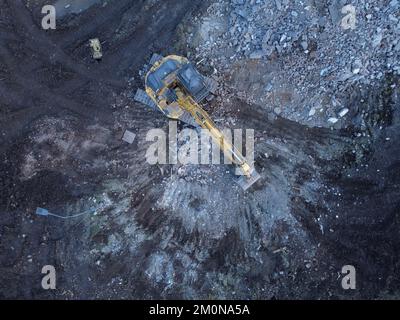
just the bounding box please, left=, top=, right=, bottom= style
left=300, top=41, right=308, bottom=51
left=249, top=50, right=264, bottom=59
left=372, top=32, right=383, bottom=48
left=122, top=130, right=136, bottom=144
left=235, top=9, right=248, bottom=20
left=328, top=1, right=341, bottom=25
left=338, top=108, right=349, bottom=117
left=320, top=67, right=330, bottom=77
left=265, top=83, right=273, bottom=92
left=275, top=0, right=282, bottom=11
left=328, top=117, right=339, bottom=124
left=274, top=107, right=282, bottom=115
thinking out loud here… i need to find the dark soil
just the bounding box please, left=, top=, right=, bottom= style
left=0, top=0, right=399, bottom=299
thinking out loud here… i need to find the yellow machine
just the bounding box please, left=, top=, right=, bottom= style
left=135, top=54, right=260, bottom=190
left=89, top=38, right=103, bottom=60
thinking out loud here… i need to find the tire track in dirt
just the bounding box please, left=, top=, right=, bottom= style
left=5, top=0, right=123, bottom=86
left=56, top=0, right=140, bottom=49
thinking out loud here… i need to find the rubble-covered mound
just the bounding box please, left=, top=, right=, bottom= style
left=179, top=0, right=400, bottom=128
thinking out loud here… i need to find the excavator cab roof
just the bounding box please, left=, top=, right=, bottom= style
left=146, top=59, right=179, bottom=92
left=177, top=63, right=207, bottom=101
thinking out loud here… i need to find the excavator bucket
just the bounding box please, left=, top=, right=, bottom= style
left=236, top=170, right=261, bottom=191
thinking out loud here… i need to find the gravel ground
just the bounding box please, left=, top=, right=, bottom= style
left=0, top=0, right=399, bottom=299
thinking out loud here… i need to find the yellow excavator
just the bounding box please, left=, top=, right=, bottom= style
left=135, top=54, right=260, bottom=191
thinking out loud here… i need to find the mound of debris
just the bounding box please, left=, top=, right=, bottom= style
left=179, top=0, right=400, bottom=128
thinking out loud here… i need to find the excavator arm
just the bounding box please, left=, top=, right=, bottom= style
left=176, top=90, right=253, bottom=178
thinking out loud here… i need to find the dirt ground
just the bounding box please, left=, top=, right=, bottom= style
left=0, top=0, right=399, bottom=299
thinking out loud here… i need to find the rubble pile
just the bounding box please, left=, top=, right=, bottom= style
left=182, top=0, right=400, bottom=127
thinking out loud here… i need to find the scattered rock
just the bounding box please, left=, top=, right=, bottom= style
left=338, top=108, right=349, bottom=118
left=328, top=117, right=339, bottom=124
left=320, top=68, right=330, bottom=77
left=249, top=50, right=264, bottom=59
left=372, top=32, right=383, bottom=48
left=122, top=130, right=136, bottom=144
left=274, top=107, right=282, bottom=115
